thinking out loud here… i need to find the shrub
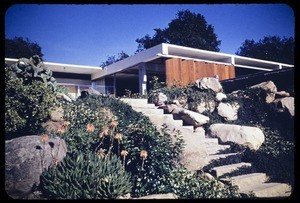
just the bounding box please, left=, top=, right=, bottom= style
left=58, top=95, right=184, bottom=197
left=40, top=151, right=132, bottom=199
left=5, top=57, right=58, bottom=139
left=166, top=167, right=241, bottom=198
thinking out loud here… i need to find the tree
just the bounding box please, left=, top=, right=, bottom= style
left=236, top=36, right=294, bottom=64
left=100, top=51, right=129, bottom=67
left=5, top=36, right=44, bottom=59
left=136, top=9, right=221, bottom=52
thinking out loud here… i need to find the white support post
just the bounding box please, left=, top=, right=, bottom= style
left=77, top=85, right=80, bottom=97
left=231, top=56, right=235, bottom=65
left=139, top=63, right=147, bottom=95
left=113, top=74, right=116, bottom=97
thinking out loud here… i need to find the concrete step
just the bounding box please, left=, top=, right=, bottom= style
left=240, top=182, right=291, bottom=198
left=134, top=108, right=164, bottom=115
left=120, top=98, right=148, bottom=106
left=199, top=138, right=219, bottom=145
left=132, top=104, right=156, bottom=109
left=221, top=173, right=268, bottom=191
left=198, top=153, right=239, bottom=169
left=205, top=145, right=231, bottom=155
left=210, top=162, right=252, bottom=177
left=147, top=114, right=183, bottom=125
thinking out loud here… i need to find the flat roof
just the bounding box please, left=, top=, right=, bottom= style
left=5, top=58, right=102, bottom=75
left=92, top=43, right=294, bottom=80
left=5, top=43, right=294, bottom=80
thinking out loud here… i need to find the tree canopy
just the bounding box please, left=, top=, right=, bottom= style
left=5, top=36, right=44, bottom=59
left=100, top=51, right=129, bottom=67
left=236, top=35, right=294, bottom=64
left=135, top=9, right=221, bottom=52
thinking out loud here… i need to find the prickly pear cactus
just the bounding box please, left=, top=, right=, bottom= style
left=39, top=151, right=132, bottom=199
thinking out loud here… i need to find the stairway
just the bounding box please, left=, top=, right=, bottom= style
left=120, top=98, right=292, bottom=198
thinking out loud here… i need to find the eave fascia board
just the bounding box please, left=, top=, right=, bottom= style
left=91, top=44, right=163, bottom=80
left=5, top=57, right=102, bottom=75
left=156, top=53, right=232, bottom=66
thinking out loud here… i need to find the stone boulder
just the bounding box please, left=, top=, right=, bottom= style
left=209, top=124, right=265, bottom=150
left=250, top=81, right=277, bottom=93
left=50, top=107, right=64, bottom=122
left=196, top=100, right=216, bottom=113
left=195, top=77, right=223, bottom=93
left=216, top=92, right=227, bottom=101
left=275, top=91, right=290, bottom=98
left=250, top=81, right=277, bottom=103
left=272, top=97, right=294, bottom=117
left=159, top=104, right=178, bottom=114
left=217, top=102, right=240, bottom=121
left=174, top=96, right=188, bottom=109
left=80, top=87, right=101, bottom=98
left=56, top=93, right=73, bottom=102
left=41, top=120, right=65, bottom=134
left=5, top=135, right=67, bottom=199
left=151, top=92, right=168, bottom=106
left=195, top=126, right=206, bottom=136
left=172, top=107, right=210, bottom=127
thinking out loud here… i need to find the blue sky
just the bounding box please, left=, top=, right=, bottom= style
left=5, top=4, right=294, bottom=66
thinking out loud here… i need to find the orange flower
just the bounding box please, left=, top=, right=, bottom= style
left=140, top=150, right=148, bottom=159
left=63, top=121, right=70, bottom=127
left=57, top=126, right=65, bottom=134
left=98, top=148, right=105, bottom=158
left=86, top=123, right=95, bottom=133
left=41, top=134, right=49, bottom=143
left=115, top=133, right=122, bottom=140
left=121, top=150, right=128, bottom=157
left=100, top=125, right=109, bottom=138
left=110, top=121, right=118, bottom=127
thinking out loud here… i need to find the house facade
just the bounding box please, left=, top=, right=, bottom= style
left=5, top=43, right=294, bottom=97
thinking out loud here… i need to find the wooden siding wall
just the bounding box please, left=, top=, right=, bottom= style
left=165, top=58, right=235, bottom=88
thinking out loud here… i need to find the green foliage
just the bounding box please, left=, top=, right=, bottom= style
left=58, top=95, right=184, bottom=197
left=166, top=167, right=241, bottom=198
left=5, top=58, right=58, bottom=138
left=149, top=80, right=217, bottom=114
left=40, top=151, right=132, bottom=199
left=123, top=89, right=147, bottom=99
left=5, top=36, right=44, bottom=59
left=236, top=35, right=294, bottom=64
left=136, top=9, right=221, bottom=52
left=100, top=51, right=129, bottom=67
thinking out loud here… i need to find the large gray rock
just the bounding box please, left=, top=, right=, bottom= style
left=250, top=81, right=277, bottom=93
left=159, top=104, right=178, bottom=114
left=196, top=100, right=216, bottom=113
left=250, top=81, right=277, bottom=103
left=209, top=124, right=265, bottom=150
left=216, top=92, right=227, bottom=101
left=272, top=97, right=294, bottom=117
left=173, top=107, right=210, bottom=127
left=50, top=107, right=64, bottom=122
left=56, top=93, right=73, bottom=102
left=217, top=102, right=240, bottom=121
left=80, top=87, right=101, bottom=98
left=195, top=77, right=223, bottom=93
left=151, top=92, right=168, bottom=106
left=5, top=135, right=67, bottom=199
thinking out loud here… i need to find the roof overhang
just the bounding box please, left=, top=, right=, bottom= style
left=92, top=43, right=294, bottom=80
left=5, top=43, right=294, bottom=80
left=5, top=58, right=102, bottom=75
